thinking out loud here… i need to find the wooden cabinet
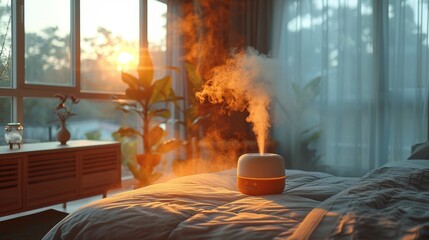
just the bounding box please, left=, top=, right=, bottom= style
left=0, top=140, right=121, bottom=217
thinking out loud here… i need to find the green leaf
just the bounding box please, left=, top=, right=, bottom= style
left=121, top=72, right=139, bottom=89
left=127, top=161, right=141, bottom=181
left=185, top=62, right=203, bottom=89
left=149, top=76, right=172, bottom=105
left=113, top=127, right=141, bottom=138
left=299, top=125, right=321, bottom=145
left=303, top=76, right=321, bottom=101
left=147, top=125, right=166, bottom=148
left=191, top=114, right=208, bottom=126
left=125, top=88, right=146, bottom=101
left=155, top=138, right=183, bottom=153
left=299, top=125, right=319, bottom=136
left=119, top=107, right=129, bottom=113
left=136, top=154, right=161, bottom=170
left=164, top=93, right=185, bottom=112
left=137, top=48, right=154, bottom=88
left=114, top=100, right=142, bottom=114
left=292, top=76, right=321, bottom=108
left=149, top=108, right=171, bottom=119
left=114, top=98, right=137, bottom=108
left=302, top=130, right=321, bottom=146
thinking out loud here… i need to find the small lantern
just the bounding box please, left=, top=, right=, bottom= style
left=5, top=123, right=23, bottom=149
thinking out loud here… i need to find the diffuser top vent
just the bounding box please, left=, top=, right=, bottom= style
left=237, top=153, right=285, bottom=178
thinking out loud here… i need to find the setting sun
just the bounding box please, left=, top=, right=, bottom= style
left=117, top=51, right=136, bottom=71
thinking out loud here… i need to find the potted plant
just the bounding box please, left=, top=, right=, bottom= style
left=113, top=49, right=182, bottom=187
left=180, top=63, right=210, bottom=157
left=52, top=94, right=80, bottom=145
left=172, top=62, right=210, bottom=176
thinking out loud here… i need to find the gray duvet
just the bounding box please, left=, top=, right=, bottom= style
left=43, top=161, right=429, bottom=240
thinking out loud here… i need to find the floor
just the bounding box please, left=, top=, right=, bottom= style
left=0, top=182, right=134, bottom=222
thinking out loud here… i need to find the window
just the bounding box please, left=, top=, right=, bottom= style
left=0, top=0, right=168, bottom=178
left=80, top=0, right=139, bottom=93
left=148, top=0, right=167, bottom=79
left=25, top=0, right=70, bottom=86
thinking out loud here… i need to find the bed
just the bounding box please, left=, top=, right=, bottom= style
left=43, top=160, right=429, bottom=240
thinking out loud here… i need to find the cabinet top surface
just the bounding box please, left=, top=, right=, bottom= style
left=0, top=140, right=120, bottom=155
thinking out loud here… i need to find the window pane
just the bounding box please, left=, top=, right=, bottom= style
left=0, top=0, right=11, bottom=88
left=23, top=97, right=56, bottom=142
left=24, top=0, right=71, bottom=86
left=0, top=97, right=12, bottom=145
left=148, top=0, right=167, bottom=79
left=23, top=97, right=138, bottom=140
left=80, top=0, right=139, bottom=93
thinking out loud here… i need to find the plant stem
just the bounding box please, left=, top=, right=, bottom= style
left=142, top=100, right=150, bottom=154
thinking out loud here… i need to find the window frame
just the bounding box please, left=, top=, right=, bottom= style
left=0, top=0, right=152, bottom=124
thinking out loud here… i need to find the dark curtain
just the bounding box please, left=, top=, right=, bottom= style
left=167, top=0, right=272, bottom=78
left=166, top=0, right=273, bottom=143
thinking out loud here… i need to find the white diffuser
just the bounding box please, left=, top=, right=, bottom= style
left=237, top=153, right=286, bottom=195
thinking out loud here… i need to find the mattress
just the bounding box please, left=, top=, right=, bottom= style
left=43, top=160, right=429, bottom=240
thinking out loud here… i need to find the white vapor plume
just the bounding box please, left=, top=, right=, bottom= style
left=196, top=48, right=276, bottom=154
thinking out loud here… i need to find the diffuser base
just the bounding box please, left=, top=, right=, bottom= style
left=237, top=176, right=286, bottom=196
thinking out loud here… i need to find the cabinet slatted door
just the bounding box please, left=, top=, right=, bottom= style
left=80, top=146, right=120, bottom=195
left=0, top=140, right=121, bottom=216
left=0, top=157, right=22, bottom=214
left=26, top=151, right=77, bottom=208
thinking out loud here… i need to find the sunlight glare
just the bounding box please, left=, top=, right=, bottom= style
left=117, top=51, right=136, bottom=72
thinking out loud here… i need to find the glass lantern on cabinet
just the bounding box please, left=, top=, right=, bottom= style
left=4, top=123, right=23, bottom=149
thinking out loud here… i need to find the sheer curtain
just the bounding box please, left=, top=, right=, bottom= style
left=271, top=0, right=429, bottom=176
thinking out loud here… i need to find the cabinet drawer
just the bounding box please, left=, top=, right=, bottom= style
left=0, top=157, right=22, bottom=214
left=80, top=147, right=120, bottom=194
left=26, top=152, right=77, bottom=207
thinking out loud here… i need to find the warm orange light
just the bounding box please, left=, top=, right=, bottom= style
left=116, top=51, right=135, bottom=71
left=237, top=176, right=286, bottom=196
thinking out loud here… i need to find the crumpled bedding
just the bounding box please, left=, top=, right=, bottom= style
left=43, top=160, right=429, bottom=240
left=43, top=168, right=357, bottom=240
left=291, top=160, right=429, bottom=240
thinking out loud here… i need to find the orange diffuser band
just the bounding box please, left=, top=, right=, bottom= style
left=237, top=176, right=286, bottom=196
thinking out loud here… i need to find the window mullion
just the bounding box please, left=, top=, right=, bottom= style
left=13, top=0, right=24, bottom=123
left=13, top=0, right=24, bottom=89
left=140, top=0, right=148, bottom=50
left=72, top=0, right=80, bottom=91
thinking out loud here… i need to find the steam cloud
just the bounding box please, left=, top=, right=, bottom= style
left=196, top=48, right=275, bottom=154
